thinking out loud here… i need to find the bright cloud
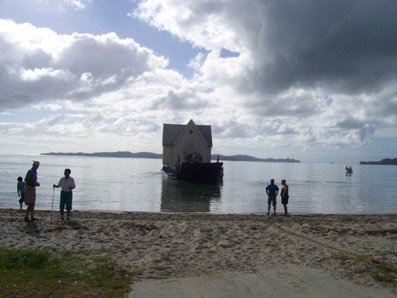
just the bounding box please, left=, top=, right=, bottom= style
left=0, top=19, right=168, bottom=110
left=64, top=0, right=90, bottom=10
left=37, top=0, right=91, bottom=11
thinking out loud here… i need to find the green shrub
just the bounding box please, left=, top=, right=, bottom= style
left=0, top=247, right=133, bottom=297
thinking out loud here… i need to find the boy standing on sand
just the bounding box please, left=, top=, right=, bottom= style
left=24, top=161, right=40, bottom=222
left=266, top=179, right=279, bottom=215
left=17, top=176, right=25, bottom=211
left=281, top=179, right=289, bottom=215
left=53, top=169, right=76, bottom=221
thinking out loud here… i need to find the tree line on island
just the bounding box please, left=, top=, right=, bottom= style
left=360, top=158, right=397, bottom=165
left=41, top=151, right=300, bottom=163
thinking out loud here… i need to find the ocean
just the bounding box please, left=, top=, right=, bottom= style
left=0, top=154, right=396, bottom=214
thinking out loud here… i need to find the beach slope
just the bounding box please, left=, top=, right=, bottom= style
left=0, top=209, right=396, bottom=297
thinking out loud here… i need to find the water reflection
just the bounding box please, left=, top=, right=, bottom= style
left=160, top=177, right=221, bottom=212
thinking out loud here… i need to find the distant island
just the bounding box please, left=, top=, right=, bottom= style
left=212, top=154, right=300, bottom=163
left=360, top=158, right=397, bottom=165
left=41, top=151, right=300, bottom=163
left=41, top=151, right=162, bottom=159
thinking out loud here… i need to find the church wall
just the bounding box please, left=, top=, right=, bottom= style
left=163, top=146, right=175, bottom=165
left=174, top=129, right=211, bottom=163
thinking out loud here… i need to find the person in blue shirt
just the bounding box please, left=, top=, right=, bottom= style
left=17, top=176, right=25, bottom=211
left=24, top=161, right=40, bottom=222
left=265, top=179, right=279, bottom=215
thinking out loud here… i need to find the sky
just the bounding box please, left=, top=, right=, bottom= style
left=0, top=0, right=396, bottom=164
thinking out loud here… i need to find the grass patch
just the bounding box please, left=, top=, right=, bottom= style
left=331, top=253, right=373, bottom=263
left=331, top=253, right=397, bottom=287
left=374, top=273, right=396, bottom=283
left=0, top=247, right=135, bottom=297
left=93, top=256, right=111, bottom=263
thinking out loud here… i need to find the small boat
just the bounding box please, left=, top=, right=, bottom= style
left=161, top=165, right=178, bottom=179
left=162, top=120, right=223, bottom=183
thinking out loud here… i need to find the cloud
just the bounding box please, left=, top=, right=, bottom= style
left=134, top=0, right=397, bottom=92
left=2, top=1, right=397, bottom=157
left=63, top=0, right=90, bottom=10
left=134, top=0, right=397, bottom=148
left=0, top=19, right=168, bottom=111
left=37, top=0, right=91, bottom=11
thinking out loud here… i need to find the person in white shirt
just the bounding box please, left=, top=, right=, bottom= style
left=53, top=168, right=76, bottom=220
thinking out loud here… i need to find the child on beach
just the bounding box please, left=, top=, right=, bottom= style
left=17, top=176, right=25, bottom=211
left=53, top=168, right=76, bottom=221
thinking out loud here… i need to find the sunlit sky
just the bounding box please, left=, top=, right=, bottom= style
left=0, top=0, right=396, bottom=164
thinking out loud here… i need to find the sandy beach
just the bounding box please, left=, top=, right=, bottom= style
left=0, top=208, right=396, bottom=297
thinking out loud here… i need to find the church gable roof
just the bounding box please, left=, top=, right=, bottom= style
left=163, top=121, right=213, bottom=147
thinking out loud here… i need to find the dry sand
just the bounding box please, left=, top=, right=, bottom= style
left=0, top=209, right=396, bottom=297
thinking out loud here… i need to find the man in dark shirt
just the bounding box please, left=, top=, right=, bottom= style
left=266, top=179, right=279, bottom=215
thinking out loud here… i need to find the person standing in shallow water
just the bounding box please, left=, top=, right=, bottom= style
left=24, top=161, right=40, bottom=222
left=281, top=179, right=289, bottom=215
left=53, top=168, right=76, bottom=221
left=266, top=179, right=279, bottom=215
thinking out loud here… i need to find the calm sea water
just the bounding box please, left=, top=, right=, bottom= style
left=0, top=154, right=396, bottom=214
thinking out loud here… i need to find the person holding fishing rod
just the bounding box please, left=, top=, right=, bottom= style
left=53, top=168, right=76, bottom=221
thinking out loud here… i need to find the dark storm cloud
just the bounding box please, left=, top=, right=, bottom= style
left=242, top=0, right=397, bottom=95
left=136, top=0, right=397, bottom=96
